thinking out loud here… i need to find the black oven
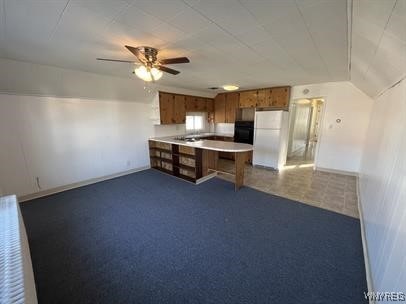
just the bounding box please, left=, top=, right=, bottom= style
left=234, top=121, right=254, bottom=144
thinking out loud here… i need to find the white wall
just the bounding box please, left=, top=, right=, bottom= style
left=359, top=78, right=406, bottom=294
left=0, top=94, right=153, bottom=197
left=0, top=59, right=213, bottom=198
left=215, top=123, right=234, bottom=135
left=291, top=81, right=374, bottom=173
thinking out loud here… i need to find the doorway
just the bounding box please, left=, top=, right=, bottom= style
left=286, top=98, right=324, bottom=166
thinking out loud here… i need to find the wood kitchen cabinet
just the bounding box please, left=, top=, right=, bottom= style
left=214, top=92, right=239, bottom=123
left=159, top=92, right=214, bottom=124
left=173, top=94, right=186, bottom=124
left=206, top=98, right=214, bottom=112
left=185, top=96, right=207, bottom=112
left=238, top=86, right=291, bottom=110
left=256, top=89, right=269, bottom=108
left=270, top=87, right=290, bottom=109
left=239, top=90, right=257, bottom=108
left=159, top=92, right=175, bottom=124
left=214, top=93, right=226, bottom=123
left=225, top=92, right=239, bottom=123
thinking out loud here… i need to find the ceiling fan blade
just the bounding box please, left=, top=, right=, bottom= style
left=97, top=58, right=135, bottom=63
left=125, top=45, right=144, bottom=60
left=159, top=57, right=190, bottom=65
left=157, top=65, right=180, bottom=75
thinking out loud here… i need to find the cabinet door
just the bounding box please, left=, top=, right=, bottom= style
left=185, top=95, right=195, bottom=112
left=239, top=90, right=257, bottom=108
left=256, top=89, right=271, bottom=108
left=159, top=92, right=175, bottom=124
left=214, top=93, right=226, bottom=123
left=225, top=92, right=239, bottom=123
left=270, top=87, right=290, bottom=109
left=206, top=98, right=214, bottom=112
left=195, top=97, right=207, bottom=111
left=173, top=94, right=186, bottom=124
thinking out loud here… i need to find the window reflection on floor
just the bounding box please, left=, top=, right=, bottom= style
left=217, top=159, right=359, bottom=218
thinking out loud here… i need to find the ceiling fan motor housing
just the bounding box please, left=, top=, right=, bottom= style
left=138, top=46, right=158, bottom=64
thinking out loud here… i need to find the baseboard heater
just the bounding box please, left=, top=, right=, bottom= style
left=0, top=195, right=37, bottom=304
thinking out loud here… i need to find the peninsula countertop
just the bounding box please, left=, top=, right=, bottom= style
left=149, top=136, right=253, bottom=153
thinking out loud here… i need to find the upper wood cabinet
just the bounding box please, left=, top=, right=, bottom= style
left=214, top=93, right=226, bottom=123
left=185, top=96, right=207, bottom=112
left=256, top=89, right=269, bottom=108
left=159, top=92, right=175, bottom=124
left=206, top=98, right=214, bottom=112
left=159, top=92, right=214, bottom=124
left=239, top=90, right=257, bottom=108
left=173, top=94, right=186, bottom=124
left=214, top=92, right=239, bottom=123
left=225, top=92, right=239, bottom=123
left=238, top=86, right=291, bottom=110
left=269, top=87, right=290, bottom=109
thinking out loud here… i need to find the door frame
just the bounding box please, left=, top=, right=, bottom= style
left=285, top=97, right=326, bottom=167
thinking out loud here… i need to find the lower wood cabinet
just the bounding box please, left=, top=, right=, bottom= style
left=149, top=140, right=205, bottom=182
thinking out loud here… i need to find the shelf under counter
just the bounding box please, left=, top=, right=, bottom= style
left=148, top=137, right=253, bottom=190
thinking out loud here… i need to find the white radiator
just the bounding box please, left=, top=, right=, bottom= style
left=0, top=195, right=37, bottom=304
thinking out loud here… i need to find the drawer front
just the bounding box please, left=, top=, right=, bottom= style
left=179, top=146, right=195, bottom=155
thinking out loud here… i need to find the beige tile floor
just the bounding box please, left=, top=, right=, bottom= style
left=217, top=159, right=359, bottom=218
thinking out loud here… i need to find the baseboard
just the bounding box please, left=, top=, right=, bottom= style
left=315, top=166, right=359, bottom=177
left=18, top=166, right=150, bottom=202
left=356, top=177, right=375, bottom=304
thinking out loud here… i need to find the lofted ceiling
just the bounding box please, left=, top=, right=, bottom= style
left=351, top=0, right=406, bottom=97
left=0, top=0, right=350, bottom=92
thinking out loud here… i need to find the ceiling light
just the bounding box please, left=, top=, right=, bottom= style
left=134, top=66, right=163, bottom=82
left=222, top=85, right=239, bottom=91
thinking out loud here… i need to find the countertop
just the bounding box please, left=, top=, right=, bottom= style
left=150, top=136, right=253, bottom=153
left=181, top=132, right=234, bottom=138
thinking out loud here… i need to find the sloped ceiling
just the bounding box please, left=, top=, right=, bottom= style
left=0, top=0, right=349, bottom=92
left=351, top=0, right=406, bottom=97
left=0, top=0, right=403, bottom=97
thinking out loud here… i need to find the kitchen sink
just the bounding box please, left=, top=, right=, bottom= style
left=174, top=136, right=202, bottom=142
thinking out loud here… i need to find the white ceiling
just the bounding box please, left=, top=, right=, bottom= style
left=351, top=0, right=406, bottom=97
left=0, top=0, right=350, bottom=92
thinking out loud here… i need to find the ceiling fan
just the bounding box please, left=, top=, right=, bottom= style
left=97, top=46, right=190, bottom=82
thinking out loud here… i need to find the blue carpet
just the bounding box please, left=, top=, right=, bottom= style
left=21, top=169, right=367, bottom=304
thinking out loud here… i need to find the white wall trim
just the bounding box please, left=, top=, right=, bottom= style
left=357, top=178, right=375, bottom=304
left=314, top=166, right=359, bottom=177
left=19, top=166, right=150, bottom=203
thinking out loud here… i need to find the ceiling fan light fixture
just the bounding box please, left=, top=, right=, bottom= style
left=223, top=85, right=239, bottom=91
left=134, top=66, right=163, bottom=82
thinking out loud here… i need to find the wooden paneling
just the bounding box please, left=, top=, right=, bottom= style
left=185, top=96, right=207, bottom=112
left=270, top=87, right=290, bottom=109
left=225, top=92, right=239, bottom=123
left=185, top=95, right=195, bottom=112
left=239, top=90, right=257, bottom=108
left=256, top=89, right=270, bottom=108
left=235, top=151, right=249, bottom=191
left=173, top=94, right=186, bottom=124
left=214, top=93, right=226, bottom=123
left=159, top=92, right=214, bottom=125
left=206, top=98, right=214, bottom=112
left=159, top=92, right=175, bottom=124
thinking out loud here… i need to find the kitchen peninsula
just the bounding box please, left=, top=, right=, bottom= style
left=149, top=136, right=253, bottom=190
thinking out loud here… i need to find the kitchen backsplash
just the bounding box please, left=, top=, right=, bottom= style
left=215, top=123, right=234, bottom=135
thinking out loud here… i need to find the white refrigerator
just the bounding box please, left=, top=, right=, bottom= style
left=253, top=111, right=289, bottom=170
